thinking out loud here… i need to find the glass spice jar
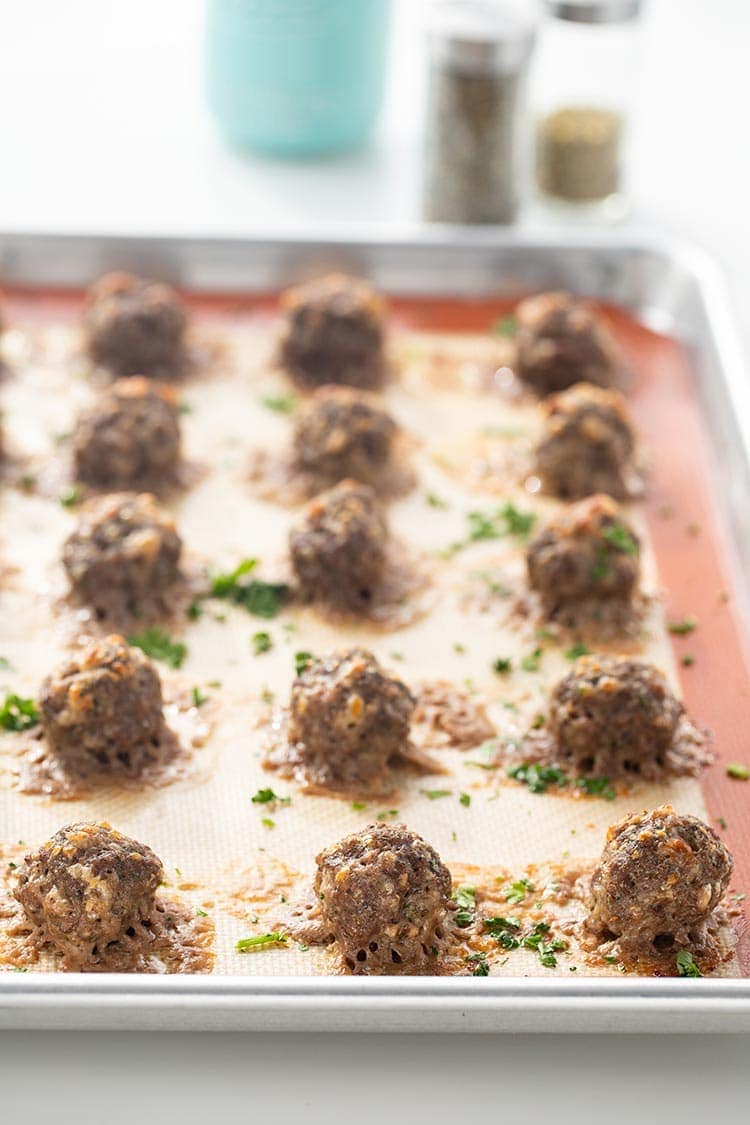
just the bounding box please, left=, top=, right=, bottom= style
left=423, top=0, right=537, bottom=225
left=534, top=0, right=642, bottom=219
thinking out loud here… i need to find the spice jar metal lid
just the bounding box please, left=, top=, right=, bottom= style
left=544, top=0, right=641, bottom=22
left=429, top=0, right=537, bottom=75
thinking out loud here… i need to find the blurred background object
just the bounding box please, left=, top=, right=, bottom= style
left=423, top=0, right=537, bottom=224
left=534, top=0, right=642, bottom=220
left=206, top=0, right=391, bottom=155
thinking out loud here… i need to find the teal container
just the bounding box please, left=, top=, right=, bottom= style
left=206, top=0, right=391, bottom=155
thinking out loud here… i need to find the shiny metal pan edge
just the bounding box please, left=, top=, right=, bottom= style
left=0, top=226, right=748, bottom=1033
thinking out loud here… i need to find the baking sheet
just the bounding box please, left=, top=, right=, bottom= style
left=0, top=229, right=748, bottom=1029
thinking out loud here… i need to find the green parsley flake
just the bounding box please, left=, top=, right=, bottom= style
left=452, top=885, right=477, bottom=928
left=668, top=616, right=698, bottom=635
left=210, top=558, right=289, bottom=619
left=467, top=501, right=536, bottom=543
left=294, top=650, right=314, bottom=676
left=565, top=643, right=592, bottom=661
left=261, top=393, right=297, bottom=414
left=425, top=492, right=449, bottom=510
left=252, top=631, right=273, bottom=655
left=492, top=656, right=512, bottom=675
left=505, top=878, right=534, bottom=905
left=421, top=788, right=452, bottom=800
left=520, top=647, right=543, bottom=673
left=492, top=314, right=518, bottom=338
left=676, top=950, right=702, bottom=977
left=236, top=932, right=288, bottom=952
left=261, top=817, right=275, bottom=829
left=601, top=523, right=639, bottom=555
left=191, top=687, right=208, bottom=708
left=726, top=762, right=750, bottom=781
left=128, top=628, right=187, bottom=669
left=252, top=787, right=291, bottom=806
left=468, top=952, right=490, bottom=976
left=0, top=694, right=40, bottom=732
left=508, top=762, right=567, bottom=794
left=459, top=793, right=471, bottom=807
left=351, top=801, right=368, bottom=811
left=376, top=809, right=399, bottom=821
left=59, top=485, right=82, bottom=509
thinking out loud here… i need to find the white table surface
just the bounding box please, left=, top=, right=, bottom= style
left=0, top=0, right=748, bottom=1116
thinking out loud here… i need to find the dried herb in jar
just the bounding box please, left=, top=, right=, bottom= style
left=537, top=106, right=622, bottom=203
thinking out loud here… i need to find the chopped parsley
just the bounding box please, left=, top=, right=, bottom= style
left=505, top=877, right=534, bottom=905
left=425, top=492, right=449, bottom=510
left=726, top=762, right=750, bottom=781
left=261, top=817, right=275, bottom=829
left=467, top=952, right=490, bottom=976
left=492, top=314, right=518, bottom=338
left=351, top=801, right=368, bottom=811
left=261, top=392, right=297, bottom=414
left=252, top=630, right=273, bottom=655
left=492, top=656, right=513, bottom=675
left=59, top=484, right=82, bottom=509
left=376, top=808, right=399, bottom=821
left=251, top=787, right=291, bottom=806
left=191, top=686, right=208, bottom=707
left=565, top=643, right=591, bottom=661
left=210, top=558, right=289, bottom=619
left=0, top=657, right=13, bottom=671
left=236, top=932, right=288, bottom=952
left=459, top=792, right=471, bottom=807
left=508, top=762, right=567, bottom=794
left=452, top=885, right=477, bottom=928
left=522, top=921, right=568, bottom=968
left=676, top=950, right=702, bottom=977
left=467, top=502, right=536, bottom=543
left=520, top=647, right=543, bottom=673
left=574, top=776, right=616, bottom=801
left=196, top=908, right=209, bottom=918
left=421, top=788, right=452, bottom=800
left=668, top=616, right=698, bottom=635
left=681, top=654, right=695, bottom=667
left=187, top=600, right=203, bottom=621
left=484, top=915, right=521, bottom=949
left=294, top=650, right=314, bottom=676
left=0, top=694, right=40, bottom=732
left=128, top=628, right=187, bottom=669
left=601, top=523, right=639, bottom=555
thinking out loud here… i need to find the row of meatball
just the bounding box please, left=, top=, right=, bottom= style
left=7, top=805, right=733, bottom=975
left=18, top=631, right=705, bottom=794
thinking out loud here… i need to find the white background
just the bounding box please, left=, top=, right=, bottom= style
left=0, top=0, right=749, bottom=1117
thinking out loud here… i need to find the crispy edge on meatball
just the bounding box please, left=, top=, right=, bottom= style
left=515, top=291, right=624, bottom=395
left=73, top=376, right=182, bottom=491
left=62, top=491, right=183, bottom=621
left=292, top=385, right=397, bottom=489
left=548, top=655, right=683, bottom=778
left=533, top=382, right=638, bottom=501
left=289, top=479, right=388, bottom=612
left=526, top=493, right=641, bottom=609
left=587, top=805, right=733, bottom=948
left=314, top=822, right=452, bottom=974
left=13, top=821, right=164, bottom=965
left=84, top=271, right=187, bottom=377
left=39, top=634, right=169, bottom=780
left=279, top=273, right=387, bottom=391
left=287, top=648, right=415, bottom=793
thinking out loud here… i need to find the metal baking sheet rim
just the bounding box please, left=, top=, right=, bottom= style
left=0, top=226, right=748, bottom=1034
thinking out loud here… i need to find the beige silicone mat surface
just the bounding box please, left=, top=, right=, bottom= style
left=0, top=294, right=737, bottom=977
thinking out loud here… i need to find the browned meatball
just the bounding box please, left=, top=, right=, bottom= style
left=533, top=382, right=638, bottom=501
left=63, top=491, right=182, bottom=622
left=13, top=822, right=164, bottom=966
left=279, top=273, right=386, bottom=390
left=292, top=385, right=397, bottom=488
left=315, top=823, right=452, bottom=974
left=73, top=377, right=181, bottom=491
left=548, top=656, right=683, bottom=777
left=515, top=291, right=624, bottom=395
left=40, top=635, right=169, bottom=779
left=288, top=648, right=415, bottom=793
left=526, top=494, right=640, bottom=610
left=588, top=806, right=733, bottom=947
left=289, top=480, right=387, bottom=612
left=84, top=272, right=187, bottom=377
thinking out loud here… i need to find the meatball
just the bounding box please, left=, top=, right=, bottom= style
left=548, top=656, right=683, bottom=777
left=289, top=479, right=387, bottom=612
left=279, top=273, right=386, bottom=390
left=288, top=648, right=415, bottom=792
left=526, top=493, right=640, bottom=609
left=84, top=271, right=187, bottom=377
left=588, top=806, right=733, bottom=947
left=39, top=635, right=168, bottom=779
left=292, top=386, right=397, bottom=489
left=63, top=491, right=182, bottom=621
left=533, top=382, right=638, bottom=501
left=515, top=291, right=624, bottom=395
left=13, top=821, right=164, bottom=965
left=315, top=822, right=452, bottom=974
left=73, top=377, right=181, bottom=491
